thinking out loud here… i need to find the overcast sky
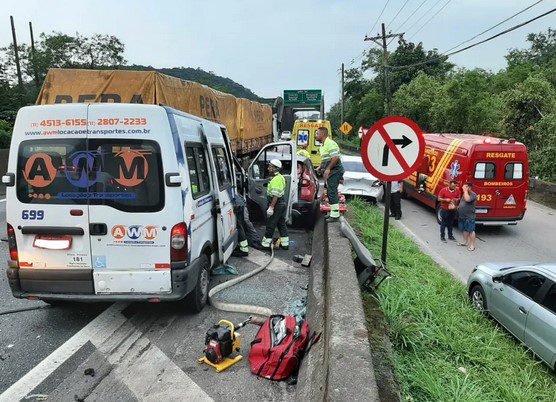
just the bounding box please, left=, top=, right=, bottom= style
left=2, top=1, right=554, bottom=108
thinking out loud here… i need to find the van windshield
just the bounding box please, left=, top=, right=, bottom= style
left=17, top=139, right=164, bottom=212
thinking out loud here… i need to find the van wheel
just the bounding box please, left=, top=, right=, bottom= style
left=186, top=254, right=210, bottom=313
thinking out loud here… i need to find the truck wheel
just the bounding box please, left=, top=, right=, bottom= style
left=436, top=203, right=442, bottom=225
left=186, top=254, right=210, bottom=313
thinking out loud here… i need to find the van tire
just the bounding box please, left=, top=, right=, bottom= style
left=436, top=203, right=442, bottom=225
left=186, top=254, right=210, bottom=313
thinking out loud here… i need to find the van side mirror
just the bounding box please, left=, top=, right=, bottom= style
left=2, top=173, right=15, bottom=187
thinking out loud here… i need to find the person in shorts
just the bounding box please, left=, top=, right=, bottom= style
left=458, top=182, right=477, bottom=251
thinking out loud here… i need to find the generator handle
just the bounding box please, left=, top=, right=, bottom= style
left=218, top=320, right=235, bottom=338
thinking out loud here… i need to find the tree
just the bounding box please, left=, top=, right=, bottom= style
left=506, top=29, right=556, bottom=68
left=501, top=74, right=556, bottom=150
left=392, top=72, right=444, bottom=131
left=363, top=38, right=454, bottom=95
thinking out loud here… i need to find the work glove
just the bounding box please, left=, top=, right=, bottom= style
left=266, top=207, right=274, bottom=217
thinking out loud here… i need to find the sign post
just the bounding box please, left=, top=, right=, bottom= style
left=360, top=116, right=425, bottom=265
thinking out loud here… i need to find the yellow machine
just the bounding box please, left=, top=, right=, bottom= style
left=292, top=119, right=333, bottom=168
left=198, top=318, right=250, bottom=372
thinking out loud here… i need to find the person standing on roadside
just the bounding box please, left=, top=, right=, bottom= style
left=437, top=180, right=461, bottom=242
left=458, top=182, right=477, bottom=251
left=316, top=126, right=344, bottom=222
left=390, top=180, right=403, bottom=220
left=260, top=159, right=289, bottom=250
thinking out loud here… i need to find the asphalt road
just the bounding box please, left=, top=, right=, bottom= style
left=0, top=196, right=109, bottom=394
left=394, top=196, right=556, bottom=282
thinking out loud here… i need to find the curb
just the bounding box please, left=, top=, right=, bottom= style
left=296, top=217, right=380, bottom=401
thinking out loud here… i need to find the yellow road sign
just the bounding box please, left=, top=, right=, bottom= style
left=340, top=121, right=353, bottom=135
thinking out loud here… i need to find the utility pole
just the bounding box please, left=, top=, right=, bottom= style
left=340, top=63, right=345, bottom=124
left=10, top=16, right=24, bottom=94
left=29, top=21, right=40, bottom=87
left=364, top=23, right=403, bottom=265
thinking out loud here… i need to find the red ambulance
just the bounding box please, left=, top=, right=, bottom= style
left=403, top=134, right=529, bottom=225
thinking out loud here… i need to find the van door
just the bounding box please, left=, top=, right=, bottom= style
left=86, top=104, right=182, bottom=294
left=247, top=141, right=298, bottom=224
left=201, top=123, right=237, bottom=263
left=9, top=104, right=93, bottom=293
left=495, top=158, right=528, bottom=219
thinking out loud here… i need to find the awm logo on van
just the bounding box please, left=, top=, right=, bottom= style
left=111, top=224, right=158, bottom=245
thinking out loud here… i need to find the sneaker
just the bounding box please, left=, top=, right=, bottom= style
left=326, top=216, right=340, bottom=223
left=448, top=236, right=456, bottom=241
left=280, top=245, right=289, bottom=250
left=395, top=216, right=401, bottom=220
left=441, top=237, right=447, bottom=243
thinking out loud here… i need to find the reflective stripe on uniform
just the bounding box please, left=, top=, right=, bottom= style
left=239, top=240, right=249, bottom=252
left=330, top=204, right=340, bottom=218
left=267, top=173, right=286, bottom=198
left=319, top=137, right=341, bottom=166
left=261, top=237, right=272, bottom=247
left=280, top=237, right=289, bottom=246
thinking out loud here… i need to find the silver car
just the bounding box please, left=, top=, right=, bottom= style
left=467, top=262, right=556, bottom=369
left=338, top=155, right=384, bottom=202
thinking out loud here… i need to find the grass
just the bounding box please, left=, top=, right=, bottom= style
left=349, top=199, right=556, bottom=402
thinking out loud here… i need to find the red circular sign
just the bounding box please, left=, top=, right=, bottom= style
left=360, top=116, right=425, bottom=181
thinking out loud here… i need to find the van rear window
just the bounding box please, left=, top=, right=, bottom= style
left=17, top=139, right=164, bottom=212
left=505, top=162, right=523, bottom=180
left=474, top=162, right=496, bottom=180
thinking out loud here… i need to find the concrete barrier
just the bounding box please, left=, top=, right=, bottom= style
left=296, top=218, right=380, bottom=401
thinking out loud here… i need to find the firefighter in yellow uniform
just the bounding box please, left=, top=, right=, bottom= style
left=316, top=126, right=344, bottom=222
left=261, top=159, right=289, bottom=250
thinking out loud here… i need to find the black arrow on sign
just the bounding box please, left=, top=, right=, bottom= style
left=382, top=135, right=412, bottom=166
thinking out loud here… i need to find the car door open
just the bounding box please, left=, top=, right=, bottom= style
left=248, top=141, right=298, bottom=224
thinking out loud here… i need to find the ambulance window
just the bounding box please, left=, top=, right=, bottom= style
left=196, top=148, right=211, bottom=194
left=474, top=162, right=496, bottom=179
left=212, top=147, right=232, bottom=189
left=297, top=130, right=309, bottom=146
left=314, top=129, right=322, bottom=146
left=505, top=163, right=523, bottom=180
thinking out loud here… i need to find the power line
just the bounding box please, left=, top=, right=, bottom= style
left=369, top=0, right=391, bottom=36
left=407, top=0, right=453, bottom=40
left=442, top=0, right=544, bottom=54
left=403, top=0, right=444, bottom=36
left=392, top=0, right=429, bottom=34
left=389, top=7, right=556, bottom=71
left=387, top=0, right=411, bottom=29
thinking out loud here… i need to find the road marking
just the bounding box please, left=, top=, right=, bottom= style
left=0, top=302, right=129, bottom=402
left=1, top=302, right=213, bottom=402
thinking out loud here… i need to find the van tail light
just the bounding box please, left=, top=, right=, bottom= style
left=7, top=224, right=18, bottom=262
left=301, top=178, right=311, bottom=187
left=170, top=222, right=187, bottom=263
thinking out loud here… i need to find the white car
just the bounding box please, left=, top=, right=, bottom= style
left=338, top=155, right=383, bottom=202
left=280, top=131, right=292, bottom=141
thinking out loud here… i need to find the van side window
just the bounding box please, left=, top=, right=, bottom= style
left=212, top=147, right=232, bottom=189
left=186, top=145, right=210, bottom=199
left=474, top=162, right=496, bottom=179
left=504, top=163, right=523, bottom=180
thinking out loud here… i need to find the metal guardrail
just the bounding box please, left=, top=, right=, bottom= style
left=339, top=217, right=392, bottom=290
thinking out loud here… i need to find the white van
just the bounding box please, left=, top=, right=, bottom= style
left=3, top=103, right=239, bottom=311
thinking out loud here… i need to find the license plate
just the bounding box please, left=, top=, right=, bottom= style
left=33, top=235, right=72, bottom=250
left=476, top=208, right=488, bottom=214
